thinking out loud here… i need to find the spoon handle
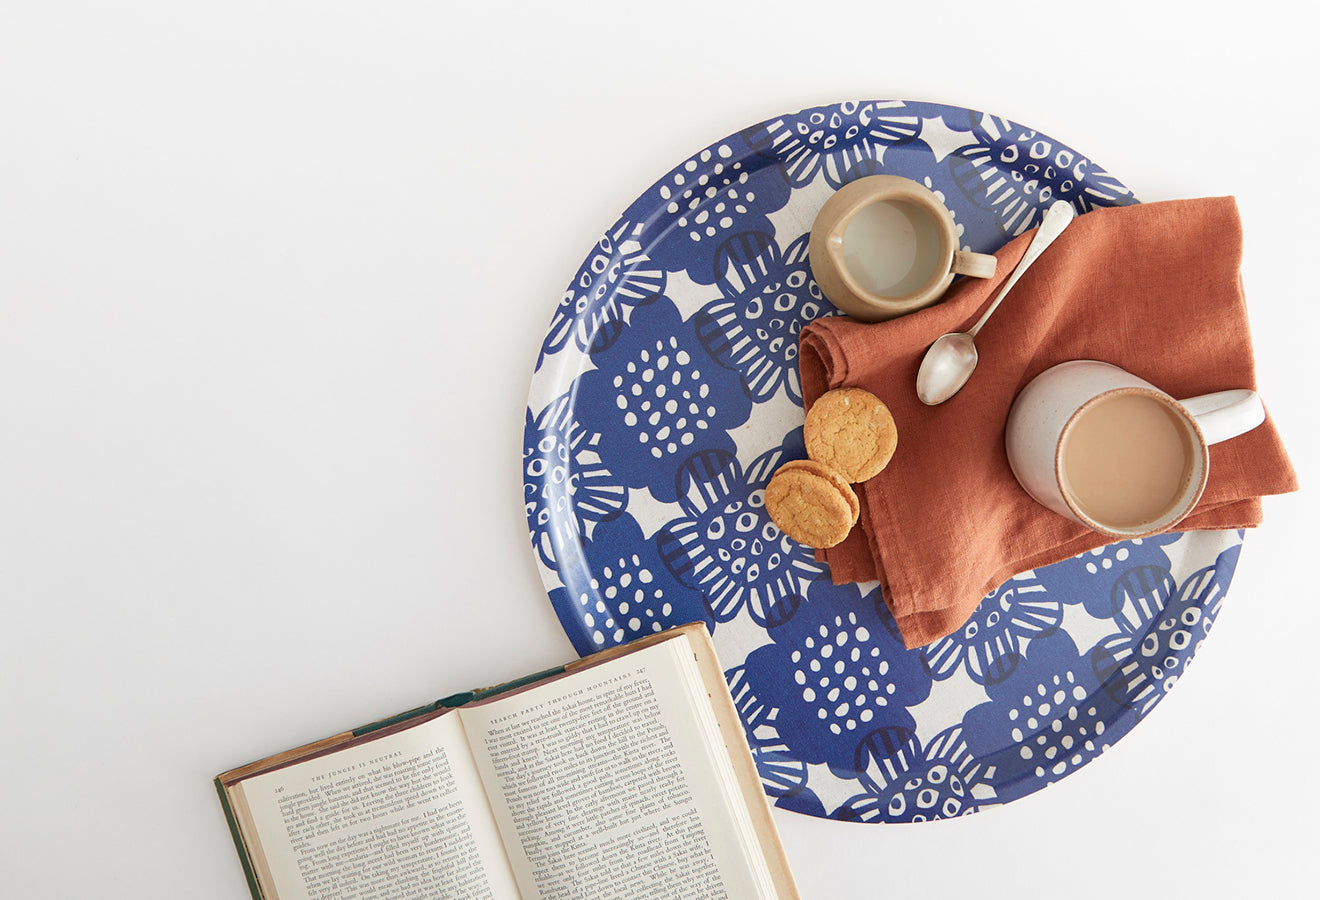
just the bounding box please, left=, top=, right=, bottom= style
left=967, top=199, right=1077, bottom=338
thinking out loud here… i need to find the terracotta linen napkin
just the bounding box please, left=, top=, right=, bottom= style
left=799, top=197, right=1298, bottom=649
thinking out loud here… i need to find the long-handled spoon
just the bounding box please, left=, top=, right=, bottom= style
left=915, top=199, right=1077, bottom=405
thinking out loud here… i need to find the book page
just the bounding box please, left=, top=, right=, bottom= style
left=234, top=711, right=520, bottom=900
left=459, top=639, right=776, bottom=900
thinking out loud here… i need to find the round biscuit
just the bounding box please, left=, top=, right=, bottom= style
left=765, top=460, right=859, bottom=549
left=775, top=459, right=860, bottom=520
left=804, top=387, right=898, bottom=483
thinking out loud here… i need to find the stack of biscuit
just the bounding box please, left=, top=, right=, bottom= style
left=766, top=388, right=897, bottom=548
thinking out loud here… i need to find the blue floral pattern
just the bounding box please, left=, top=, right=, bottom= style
left=725, top=665, right=809, bottom=801
left=656, top=433, right=821, bottom=625
left=540, top=218, right=667, bottom=363
left=922, top=571, right=1062, bottom=686
left=619, top=136, right=793, bottom=286
left=962, top=630, right=1139, bottom=802
left=1032, top=532, right=1183, bottom=618
left=568, top=294, right=752, bottom=505
left=836, top=726, right=992, bottom=823
left=1090, top=544, right=1239, bottom=717
left=523, top=394, right=627, bottom=571
left=947, top=113, right=1138, bottom=241
left=525, top=100, right=1245, bottom=823
left=548, top=514, right=707, bottom=650
left=695, top=232, right=836, bottom=405
left=742, top=100, right=923, bottom=188
left=741, top=588, right=931, bottom=775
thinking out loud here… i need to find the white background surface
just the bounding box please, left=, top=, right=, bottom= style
left=2, top=2, right=1316, bottom=898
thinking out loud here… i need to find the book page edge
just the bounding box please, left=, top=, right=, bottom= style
left=682, top=626, right=802, bottom=900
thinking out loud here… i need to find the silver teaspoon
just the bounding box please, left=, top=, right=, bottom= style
left=915, top=199, right=1077, bottom=406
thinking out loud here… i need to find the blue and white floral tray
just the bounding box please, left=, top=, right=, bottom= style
left=522, top=100, right=1243, bottom=822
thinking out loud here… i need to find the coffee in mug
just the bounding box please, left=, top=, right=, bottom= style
left=1059, top=391, right=1196, bottom=531
left=1005, top=361, right=1266, bottom=538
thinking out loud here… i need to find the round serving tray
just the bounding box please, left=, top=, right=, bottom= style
left=523, top=99, right=1242, bottom=822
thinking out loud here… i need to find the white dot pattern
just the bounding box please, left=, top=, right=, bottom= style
left=791, top=613, right=884, bottom=735
left=611, top=336, right=713, bottom=460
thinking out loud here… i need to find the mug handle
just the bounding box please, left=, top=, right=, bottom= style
left=1179, top=389, right=1266, bottom=445
left=952, top=250, right=997, bottom=279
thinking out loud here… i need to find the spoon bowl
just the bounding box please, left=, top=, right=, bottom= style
left=916, top=332, right=979, bottom=405
left=915, top=199, right=1077, bottom=405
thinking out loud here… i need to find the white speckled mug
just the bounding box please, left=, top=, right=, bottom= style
left=1005, top=361, right=1265, bottom=539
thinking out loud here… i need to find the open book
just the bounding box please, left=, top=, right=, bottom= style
left=216, top=624, right=799, bottom=899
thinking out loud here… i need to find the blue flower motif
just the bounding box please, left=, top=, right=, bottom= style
left=549, top=514, right=707, bottom=655
left=523, top=394, right=628, bottom=570
left=693, top=232, right=836, bottom=405
left=739, top=587, right=931, bottom=775
left=899, top=101, right=982, bottom=134
left=922, top=571, right=1062, bottom=686
left=621, top=137, right=792, bottom=285
left=962, top=631, right=1138, bottom=803
left=945, top=113, right=1137, bottom=240
left=741, top=100, right=923, bottom=188
left=538, top=219, right=666, bottom=365
left=834, top=726, right=993, bottom=823
left=772, top=788, right=828, bottom=819
left=725, top=665, right=808, bottom=801
left=656, top=435, right=822, bottom=625
left=1090, top=544, right=1240, bottom=718
left=1032, top=534, right=1183, bottom=619
left=571, top=294, right=752, bottom=504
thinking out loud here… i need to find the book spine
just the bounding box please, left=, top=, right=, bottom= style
left=346, top=665, right=567, bottom=738
left=350, top=700, right=446, bottom=737
left=214, top=777, right=266, bottom=900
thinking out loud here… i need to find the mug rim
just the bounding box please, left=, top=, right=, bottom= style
left=822, top=176, right=956, bottom=313
left=1052, top=386, right=1211, bottom=539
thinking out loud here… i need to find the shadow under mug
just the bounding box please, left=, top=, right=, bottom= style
left=808, top=175, right=997, bottom=322
left=1005, top=361, right=1266, bottom=539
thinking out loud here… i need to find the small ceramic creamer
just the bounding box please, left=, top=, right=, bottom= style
left=809, top=175, right=997, bottom=322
